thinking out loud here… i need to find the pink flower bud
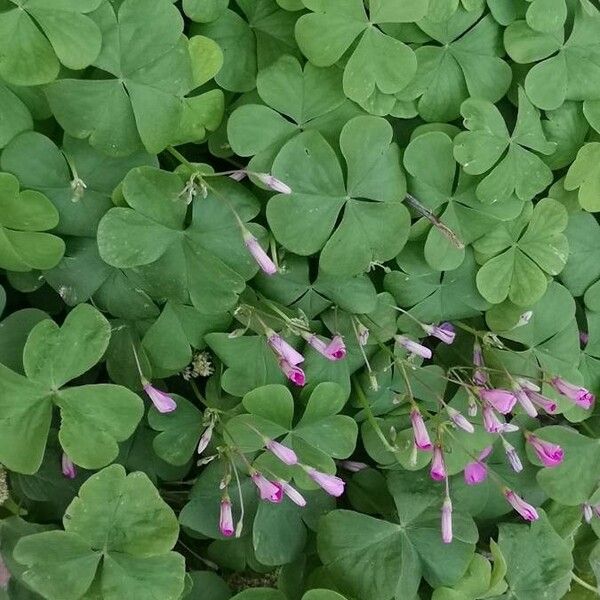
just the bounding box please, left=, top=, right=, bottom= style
left=255, top=172, right=292, bottom=194
left=410, top=409, right=432, bottom=450
left=61, top=453, right=76, bottom=479
left=396, top=335, right=432, bottom=359
left=441, top=497, right=453, bottom=544
left=356, top=322, right=369, bottom=346
left=551, top=377, right=595, bottom=409
left=503, top=440, right=523, bottom=473
left=242, top=229, right=277, bottom=275
left=524, top=389, right=557, bottom=414
left=306, top=467, right=345, bottom=497
left=281, top=481, right=306, bottom=507
left=526, top=434, right=564, bottom=467
left=504, top=489, right=539, bottom=521
left=447, top=406, right=474, bottom=433
left=278, top=359, right=306, bottom=386
left=266, top=440, right=298, bottom=466
left=482, top=405, right=504, bottom=433
left=430, top=445, right=446, bottom=481
left=423, top=322, right=456, bottom=345
left=268, top=332, right=304, bottom=365
left=514, top=386, right=538, bottom=417
left=251, top=472, right=283, bottom=503
left=580, top=331, right=589, bottom=346
left=197, top=424, right=214, bottom=454
left=583, top=503, right=593, bottom=523
left=479, top=389, right=517, bottom=414
left=219, top=497, right=234, bottom=537
left=144, top=384, right=177, bottom=413
left=339, top=460, right=369, bottom=472
left=472, top=341, right=488, bottom=385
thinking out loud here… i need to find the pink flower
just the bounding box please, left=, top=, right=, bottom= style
left=472, top=341, right=488, bottom=385
left=144, top=384, right=177, bottom=413
left=464, top=446, right=492, bottom=485
left=447, top=406, right=474, bottom=433
left=396, top=335, right=432, bottom=359
left=61, top=453, right=76, bottom=479
left=423, top=322, right=456, bottom=344
left=504, top=489, right=539, bottom=521
left=410, top=409, right=432, bottom=450
left=281, top=481, right=306, bottom=507
left=526, top=434, right=564, bottom=467
left=268, top=332, right=304, bottom=365
left=441, top=497, right=453, bottom=544
left=219, top=498, right=234, bottom=537
left=479, top=389, right=517, bottom=414
left=242, top=229, right=277, bottom=275
left=255, top=172, right=292, bottom=194
left=525, top=389, right=557, bottom=414
left=266, top=440, right=298, bottom=466
left=251, top=473, right=283, bottom=503
left=514, top=386, right=538, bottom=417
left=326, top=335, right=346, bottom=360
left=339, top=460, right=368, bottom=472
left=306, top=467, right=345, bottom=497
left=502, top=440, right=523, bottom=473
left=430, top=445, right=446, bottom=481
left=482, top=405, right=504, bottom=433
left=278, top=359, right=306, bottom=386
left=551, top=377, right=595, bottom=409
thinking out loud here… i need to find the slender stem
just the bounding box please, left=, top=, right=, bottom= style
left=177, top=539, right=218, bottom=570
left=167, top=146, right=195, bottom=169
left=190, top=380, right=210, bottom=409
left=572, top=572, right=599, bottom=595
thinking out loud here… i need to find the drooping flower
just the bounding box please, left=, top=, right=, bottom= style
left=472, top=341, right=488, bottom=385
left=551, top=377, right=595, bottom=409
left=281, top=481, right=307, bottom=507
left=524, top=389, right=557, bottom=414
left=410, top=409, right=432, bottom=450
left=61, top=453, right=77, bottom=479
left=251, top=472, right=283, bottom=503
left=266, top=440, right=298, bottom=466
left=482, top=405, right=504, bottom=433
left=339, top=460, right=369, bottom=472
left=441, top=496, right=453, bottom=544
left=306, top=467, right=345, bottom=497
left=242, top=229, right=277, bottom=275
left=502, top=440, right=523, bottom=473
left=464, top=446, right=492, bottom=486
left=267, top=331, right=304, bottom=365
left=479, top=389, right=517, bottom=414
left=219, top=497, right=235, bottom=537
left=447, top=406, right=474, bottom=433
left=430, top=445, right=446, bottom=481
left=396, top=335, right=432, bottom=359
left=304, top=333, right=346, bottom=361
left=144, top=384, right=177, bottom=413
left=504, top=488, right=539, bottom=521
left=513, top=385, right=538, bottom=418
left=255, top=172, right=292, bottom=194
left=423, top=322, right=456, bottom=345
left=526, top=434, right=564, bottom=467
left=278, top=359, right=306, bottom=387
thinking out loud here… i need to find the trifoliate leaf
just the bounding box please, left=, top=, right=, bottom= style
left=564, top=142, right=600, bottom=212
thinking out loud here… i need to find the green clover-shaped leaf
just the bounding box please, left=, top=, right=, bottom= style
left=45, top=0, right=223, bottom=155
left=409, top=9, right=511, bottom=122
left=0, top=172, right=65, bottom=272
left=474, top=199, right=568, bottom=306
left=0, top=0, right=104, bottom=86
left=227, top=54, right=360, bottom=173
left=564, top=142, right=600, bottom=212
left=524, top=0, right=566, bottom=32
left=14, top=464, right=185, bottom=600
left=295, top=0, right=418, bottom=112
left=0, top=304, right=143, bottom=473
left=97, top=167, right=263, bottom=313
left=504, top=5, right=600, bottom=110
left=267, top=116, right=409, bottom=276
left=404, top=130, right=523, bottom=271
left=454, top=88, right=556, bottom=204
left=0, top=83, right=33, bottom=148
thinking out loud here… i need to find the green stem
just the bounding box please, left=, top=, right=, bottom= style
left=167, top=146, right=195, bottom=170
left=572, top=572, right=600, bottom=595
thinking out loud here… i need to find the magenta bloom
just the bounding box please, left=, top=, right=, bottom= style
left=423, top=322, right=456, bottom=345
left=281, top=481, right=306, bottom=507
left=464, top=446, right=492, bottom=485
left=339, top=460, right=368, bottom=472
left=472, top=341, right=488, bottom=385
left=482, top=405, right=504, bottom=433
left=306, top=467, right=345, bottom=497
left=242, top=229, right=277, bottom=275
left=525, top=389, right=557, bottom=414
left=219, top=498, right=234, bottom=537
left=326, top=335, right=346, bottom=360
left=251, top=473, right=283, bottom=503
left=430, top=445, right=446, bottom=481
left=504, top=489, right=539, bottom=521
left=268, top=332, right=304, bottom=365
left=479, top=389, right=517, bottom=414
left=61, top=453, right=76, bottom=479
left=255, top=172, right=292, bottom=194
left=551, top=377, right=595, bottom=409
left=266, top=440, right=298, bottom=466
left=197, top=424, right=214, bottom=454
left=514, top=386, right=538, bottom=417
left=503, top=440, right=523, bottom=473
left=441, top=497, right=453, bottom=544
left=526, top=434, right=564, bottom=467
left=447, top=406, right=474, bottom=433
left=278, top=359, right=306, bottom=386
left=144, top=384, right=177, bottom=413
left=396, top=335, right=432, bottom=359
left=410, top=409, right=432, bottom=450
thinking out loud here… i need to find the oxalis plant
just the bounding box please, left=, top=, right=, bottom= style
left=3, top=1, right=600, bottom=600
